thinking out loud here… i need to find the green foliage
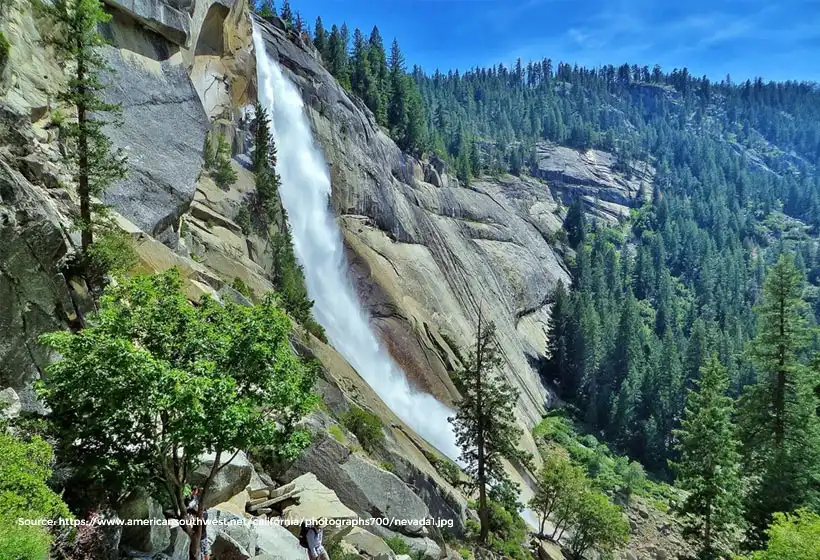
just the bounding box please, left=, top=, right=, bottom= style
left=379, top=461, right=396, bottom=473
left=450, top=316, right=526, bottom=543
left=482, top=499, right=532, bottom=560
left=85, top=227, right=138, bottom=280
left=529, top=448, right=587, bottom=537
left=341, top=405, right=384, bottom=453
left=0, top=31, right=10, bottom=72
left=39, top=0, right=128, bottom=257
left=564, top=490, right=630, bottom=560
left=564, top=197, right=587, bottom=248
left=231, top=277, right=251, bottom=298
left=673, top=354, right=744, bottom=557
left=384, top=535, right=411, bottom=555
left=0, top=433, right=71, bottom=559
left=327, top=541, right=362, bottom=560
left=38, top=269, right=316, bottom=515
left=254, top=0, right=276, bottom=19
left=738, top=254, right=820, bottom=547
left=429, top=455, right=463, bottom=488
left=327, top=424, right=345, bottom=444
left=739, top=510, right=820, bottom=560
left=235, top=204, right=251, bottom=236
left=210, top=134, right=238, bottom=189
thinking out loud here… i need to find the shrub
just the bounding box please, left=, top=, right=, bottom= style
left=0, top=31, right=9, bottom=72
left=208, top=135, right=237, bottom=189
left=86, top=228, right=138, bottom=281
left=0, top=433, right=71, bottom=559
left=379, top=461, right=396, bottom=473
left=231, top=277, right=251, bottom=298
left=741, top=509, right=820, bottom=560
left=384, top=536, right=411, bottom=555
left=327, top=424, right=345, bottom=444
left=341, top=406, right=384, bottom=453
left=235, top=204, right=251, bottom=236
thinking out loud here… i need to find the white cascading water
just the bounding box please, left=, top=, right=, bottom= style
left=252, top=28, right=459, bottom=461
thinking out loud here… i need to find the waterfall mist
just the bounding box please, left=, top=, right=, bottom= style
left=252, top=28, right=459, bottom=461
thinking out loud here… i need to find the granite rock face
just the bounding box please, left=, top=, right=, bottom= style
left=100, top=47, right=209, bottom=237
left=102, top=0, right=192, bottom=47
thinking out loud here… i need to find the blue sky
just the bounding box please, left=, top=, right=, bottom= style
left=289, top=0, right=820, bottom=82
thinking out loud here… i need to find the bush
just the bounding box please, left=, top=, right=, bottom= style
left=206, top=135, right=237, bottom=190
left=341, top=406, right=384, bottom=453
left=231, top=277, right=251, bottom=298
left=384, top=536, right=411, bottom=555
left=741, top=509, right=820, bottom=560
left=86, top=228, right=138, bottom=285
left=0, top=31, right=9, bottom=72
left=379, top=461, right=396, bottom=473
left=328, top=424, right=345, bottom=444
left=0, top=433, right=71, bottom=559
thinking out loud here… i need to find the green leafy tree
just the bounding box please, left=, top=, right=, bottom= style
left=564, top=490, right=629, bottom=560
left=38, top=270, right=317, bottom=557
left=673, top=354, right=744, bottom=558
left=41, top=0, right=127, bottom=255
left=0, top=433, right=71, bottom=560
left=740, top=509, right=820, bottom=560
left=529, top=449, right=585, bottom=537
left=738, top=254, right=820, bottom=547
left=449, top=312, right=526, bottom=543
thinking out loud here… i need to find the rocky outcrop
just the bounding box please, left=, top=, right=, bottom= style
left=100, top=46, right=209, bottom=237
left=0, top=107, right=77, bottom=412
left=254, top=524, right=307, bottom=559
left=533, top=143, right=653, bottom=221
left=282, top=430, right=434, bottom=538
left=193, top=450, right=255, bottom=509
left=102, top=0, right=192, bottom=47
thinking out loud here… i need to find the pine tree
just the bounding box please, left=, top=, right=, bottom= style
left=738, top=254, right=820, bottom=547
left=279, top=0, right=293, bottom=27
left=673, top=354, right=744, bottom=559
left=565, top=196, right=586, bottom=247
left=313, top=17, right=326, bottom=56
left=367, top=26, right=389, bottom=126
left=387, top=38, right=407, bottom=137
left=449, top=311, right=526, bottom=544
left=255, top=0, right=275, bottom=18
left=42, top=0, right=127, bottom=258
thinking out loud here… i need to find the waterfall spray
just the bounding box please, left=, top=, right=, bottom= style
left=252, top=27, right=459, bottom=461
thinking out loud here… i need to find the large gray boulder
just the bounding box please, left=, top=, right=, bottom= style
left=0, top=387, right=21, bottom=420
left=163, top=527, right=191, bottom=560
left=102, top=0, right=191, bottom=46
left=283, top=433, right=432, bottom=537
left=254, top=524, right=307, bottom=560
left=193, top=451, right=255, bottom=509
left=100, top=47, right=209, bottom=238
left=118, top=491, right=171, bottom=555
left=207, top=505, right=256, bottom=556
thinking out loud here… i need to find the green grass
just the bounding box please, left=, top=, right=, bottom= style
left=384, top=536, right=411, bottom=555
left=328, top=424, right=345, bottom=444
left=340, top=405, right=385, bottom=453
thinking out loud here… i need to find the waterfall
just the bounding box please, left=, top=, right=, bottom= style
left=252, top=28, right=459, bottom=461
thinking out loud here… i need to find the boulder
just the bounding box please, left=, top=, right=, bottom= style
left=193, top=451, right=255, bottom=509
left=208, top=505, right=256, bottom=557
left=0, top=387, right=21, bottom=420
left=210, top=531, right=251, bottom=559
left=254, top=523, right=307, bottom=559
left=537, top=540, right=565, bottom=560
left=342, top=528, right=395, bottom=559
left=102, top=0, right=191, bottom=46
left=118, top=491, right=171, bottom=555
left=278, top=472, right=359, bottom=527
left=100, top=46, right=209, bottom=237
left=163, top=527, right=190, bottom=560
left=283, top=434, right=432, bottom=537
